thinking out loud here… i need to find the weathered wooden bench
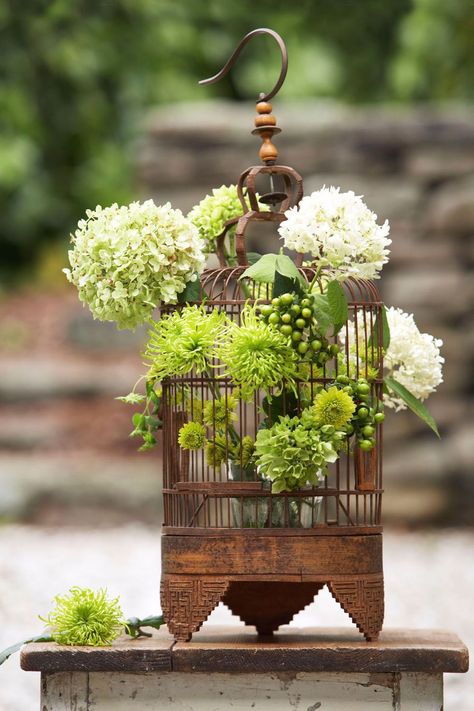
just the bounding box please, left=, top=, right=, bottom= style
left=21, top=626, right=468, bottom=710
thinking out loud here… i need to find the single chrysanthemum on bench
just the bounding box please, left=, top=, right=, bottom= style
left=64, top=200, right=205, bottom=329
left=40, top=587, right=125, bottom=647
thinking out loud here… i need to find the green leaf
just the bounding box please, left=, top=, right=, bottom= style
left=0, top=635, right=52, bottom=666
left=132, top=413, right=146, bottom=429
left=275, top=254, right=305, bottom=287
left=370, top=304, right=391, bottom=351
left=385, top=377, right=440, bottom=437
left=327, top=280, right=348, bottom=329
left=177, top=278, right=201, bottom=304
left=240, top=254, right=278, bottom=282
left=312, top=294, right=333, bottom=336
left=246, top=252, right=262, bottom=265
left=273, top=271, right=300, bottom=298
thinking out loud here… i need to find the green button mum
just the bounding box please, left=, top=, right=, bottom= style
left=178, top=421, right=207, bottom=450
left=313, top=386, right=356, bottom=429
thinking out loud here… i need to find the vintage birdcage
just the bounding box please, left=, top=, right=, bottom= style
left=160, top=29, right=384, bottom=642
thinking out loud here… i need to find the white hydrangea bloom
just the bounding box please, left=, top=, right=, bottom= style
left=278, top=186, right=391, bottom=280
left=64, top=200, right=205, bottom=329
left=383, top=307, right=444, bottom=411
left=342, top=307, right=444, bottom=411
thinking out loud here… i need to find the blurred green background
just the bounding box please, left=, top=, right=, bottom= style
left=1, top=0, right=473, bottom=284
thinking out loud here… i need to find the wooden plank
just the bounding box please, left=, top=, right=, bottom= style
left=21, top=631, right=173, bottom=673
left=22, top=626, right=469, bottom=676
left=172, top=626, right=469, bottom=674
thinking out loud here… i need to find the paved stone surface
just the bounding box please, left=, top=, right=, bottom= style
left=0, top=527, right=471, bottom=710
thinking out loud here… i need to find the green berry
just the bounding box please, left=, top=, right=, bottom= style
left=357, top=407, right=369, bottom=419
left=301, top=298, right=311, bottom=308
left=362, top=425, right=375, bottom=437
left=358, top=394, right=369, bottom=403
left=290, top=304, right=301, bottom=316
left=295, top=318, right=306, bottom=330
left=310, top=339, right=322, bottom=352
left=359, top=439, right=374, bottom=451
left=268, top=312, right=280, bottom=325
left=301, top=307, right=312, bottom=320
left=336, top=374, right=350, bottom=384
left=260, top=304, right=273, bottom=317
left=344, top=424, right=354, bottom=435
left=374, top=412, right=385, bottom=424
left=280, top=293, right=294, bottom=306
left=281, top=313, right=292, bottom=324
left=297, top=341, right=309, bottom=355
left=342, top=386, right=353, bottom=394
left=330, top=344, right=340, bottom=355
left=318, top=352, right=330, bottom=364
left=271, top=297, right=281, bottom=308
left=357, top=382, right=370, bottom=395
left=291, top=330, right=303, bottom=342
left=280, top=324, right=293, bottom=337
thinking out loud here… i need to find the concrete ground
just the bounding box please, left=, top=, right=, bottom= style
left=0, top=526, right=471, bottom=710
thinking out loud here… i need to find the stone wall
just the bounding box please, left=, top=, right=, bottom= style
left=139, top=101, right=474, bottom=525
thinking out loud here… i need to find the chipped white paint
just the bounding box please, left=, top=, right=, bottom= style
left=41, top=671, right=443, bottom=710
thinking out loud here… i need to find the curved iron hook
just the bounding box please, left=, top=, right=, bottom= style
left=199, top=28, right=288, bottom=102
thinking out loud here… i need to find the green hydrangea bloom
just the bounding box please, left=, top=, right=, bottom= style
left=178, top=421, right=207, bottom=450
left=254, top=410, right=347, bottom=493
left=188, top=184, right=269, bottom=254
left=41, top=587, right=124, bottom=647
left=145, top=305, right=227, bottom=381
left=64, top=200, right=205, bottom=329
left=217, top=307, right=298, bottom=397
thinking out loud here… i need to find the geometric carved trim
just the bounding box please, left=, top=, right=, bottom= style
left=328, top=574, right=384, bottom=641
left=161, top=577, right=229, bottom=642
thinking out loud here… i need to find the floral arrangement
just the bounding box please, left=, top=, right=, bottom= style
left=64, top=185, right=443, bottom=500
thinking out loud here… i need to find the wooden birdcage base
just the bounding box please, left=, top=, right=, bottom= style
left=161, top=529, right=384, bottom=643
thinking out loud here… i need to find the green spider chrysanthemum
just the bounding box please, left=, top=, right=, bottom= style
left=313, top=386, right=356, bottom=429
left=145, top=305, right=227, bottom=381
left=178, top=421, right=207, bottom=450
left=205, top=434, right=229, bottom=467
left=188, top=185, right=268, bottom=254
left=203, top=395, right=237, bottom=428
left=217, top=307, right=298, bottom=396
left=236, top=435, right=255, bottom=467
left=40, top=587, right=124, bottom=647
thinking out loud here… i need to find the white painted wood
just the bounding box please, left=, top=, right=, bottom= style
left=41, top=670, right=444, bottom=710
left=88, top=672, right=394, bottom=710
left=42, top=672, right=88, bottom=711
left=398, top=672, right=443, bottom=711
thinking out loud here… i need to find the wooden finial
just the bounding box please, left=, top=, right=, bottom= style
left=252, top=100, right=281, bottom=164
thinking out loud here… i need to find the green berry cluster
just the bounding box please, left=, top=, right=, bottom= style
left=333, top=374, right=385, bottom=452
left=259, top=292, right=339, bottom=364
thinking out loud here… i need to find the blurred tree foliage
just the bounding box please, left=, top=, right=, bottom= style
left=0, top=0, right=471, bottom=281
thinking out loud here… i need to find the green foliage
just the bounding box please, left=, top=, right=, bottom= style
left=2, top=1, right=471, bottom=280
left=384, top=376, right=440, bottom=436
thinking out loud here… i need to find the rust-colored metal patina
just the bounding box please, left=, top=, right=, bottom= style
left=161, top=28, right=384, bottom=643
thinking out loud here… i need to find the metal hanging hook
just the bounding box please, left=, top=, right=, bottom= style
left=199, top=28, right=288, bottom=102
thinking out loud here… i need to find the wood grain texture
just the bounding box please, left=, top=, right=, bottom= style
left=162, top=532, right=383, bottom=577
left=21, top=633, right=173, bottom=673
left=171, top=627, right=469, bottom=674
left=22, top=627, right=468, bottom=676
